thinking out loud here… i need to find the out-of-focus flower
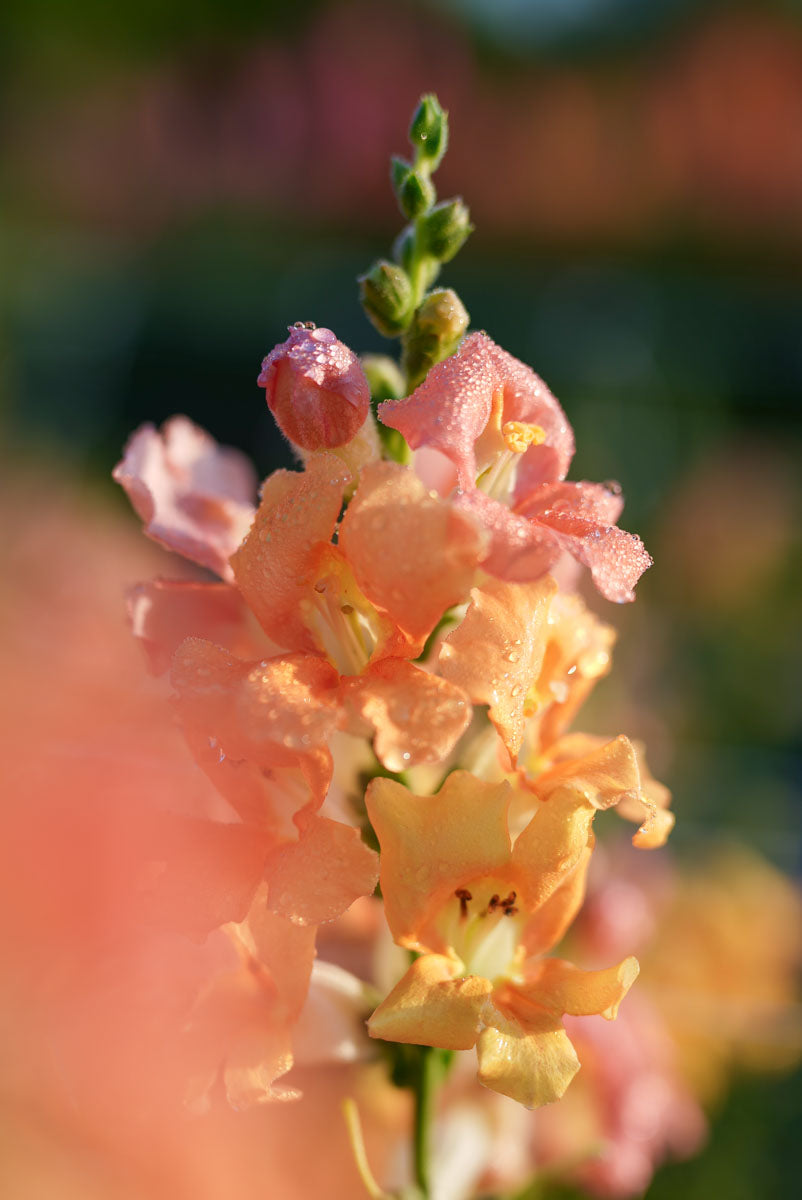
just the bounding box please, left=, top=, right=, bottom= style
left=379, top=332, right=652, bottom=603
left=113, top=416, right=257, bottom=581
left=637, top=846, right=802, bottom=1103
left=366, top=771, right=639, bottom=1107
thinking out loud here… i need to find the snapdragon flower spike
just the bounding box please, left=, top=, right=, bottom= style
left=366, top=770, right=639, bottom=1108
left=259, top=324, right=371, bottom=451
left=379, top=332, right=652, bottom=602
left=113, top=415, right=257, bottom=581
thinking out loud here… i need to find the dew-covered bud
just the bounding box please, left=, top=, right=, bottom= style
left=258, top=324, right=370, bottom=451
left=421, top=198, right=473, bottom=262
left=359, top=260, right=414, bottom=336
left=409, top=94, right=449, bottom=169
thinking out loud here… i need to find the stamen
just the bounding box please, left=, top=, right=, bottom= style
left=502, top=421, right=546, bottom=454
left=455, top=887, right=472, bottom=918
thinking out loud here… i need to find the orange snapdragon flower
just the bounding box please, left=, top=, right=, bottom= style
left=365, top=770, right=639, bottom=1108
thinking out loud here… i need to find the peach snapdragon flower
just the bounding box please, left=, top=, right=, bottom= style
left=366, top=769, right=640, bottom=1108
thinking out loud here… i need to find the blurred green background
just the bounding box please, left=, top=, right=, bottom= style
left=1, top=1, right=800, bottom=1195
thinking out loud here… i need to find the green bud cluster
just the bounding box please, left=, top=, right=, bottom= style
left=358, top=93, right=474, bottom=401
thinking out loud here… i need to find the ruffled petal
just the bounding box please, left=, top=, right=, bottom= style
left=368, top=954, right=492, bottom=1050
left=519, top=956, right=640, bottom=1021
left=477, top=997, right=580, bottom=1108
left=534, top=735, right=642, bottom=810
left=339, top=461, right=484, bottom=641
left=365, top=771, right=512, bottom=952
left=113, top=416, right=256, bottom=580
left=539, top=733, right=674, bottom=849
left=127, top=579, right=272, bottom=676
left=341, top=658, right=472, bottom=772
left=265, top=815, right=379, bottom=925
left=230, top=454, right=351, bottom=652
left=439, top=577, right=555, bottom=761
left=529, top=508, right=653, bottom=604
left=516, top=480, right=624, bottom=526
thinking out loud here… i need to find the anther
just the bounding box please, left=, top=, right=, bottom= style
left=455, top=887, right=472, bottom=918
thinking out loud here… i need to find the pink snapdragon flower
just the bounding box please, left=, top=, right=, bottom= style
left=379, top=332, right=652, bottom=602
left=113, top=415, right=257, bottom=580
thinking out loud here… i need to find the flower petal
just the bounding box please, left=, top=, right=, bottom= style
left=265, top=815, right=379, bottom=926
left=477, top=998, right=580, bottom=1107
left=172, top=638, right=340, bottom=768
left=365, top=771, right=512, bottom=952
left=519, top=956, right=640, bottom=1021
left=113, top=416, right=256, bottom=580
left=230, top=454, right=351, bottom=652
left=341, top=659, right=471, bottom=773
left=127, top=579, right=272, bottom=676
left=368, top=954, right=492, bottom=1050
left=511, top=788, right=597, bottom=912
left=439, top=577, right=555, bottom=761
left=530, top=508, right=653, bottom=604
left=171, top=640, right=338, bottom=832
left=455, top=488, right=561, bottom=581
left=534, top=735, right=641, bottom=810
left=521, top=844, right=593, bottom=958
left=379, top=333, right=497, bottom=484
left=339, top=461, right=484, bottom=641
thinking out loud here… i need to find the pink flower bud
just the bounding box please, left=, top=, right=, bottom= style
left=258, top=324, right=370, bottom=451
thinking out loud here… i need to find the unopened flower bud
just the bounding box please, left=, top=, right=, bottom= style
left=403, top=288, right=470, bottom=390
left=409, top=94, right=449, bottom=169
left=359, top=260, right=414, bottom=337
left=397, top=168, right=435, bottom=220
left=421, top=198, right=473, bottom=263
left=258, top=324, right=370, bottom=450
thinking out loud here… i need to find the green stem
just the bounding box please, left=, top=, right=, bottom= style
left=412, top=1046, right=438, bottom=1197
